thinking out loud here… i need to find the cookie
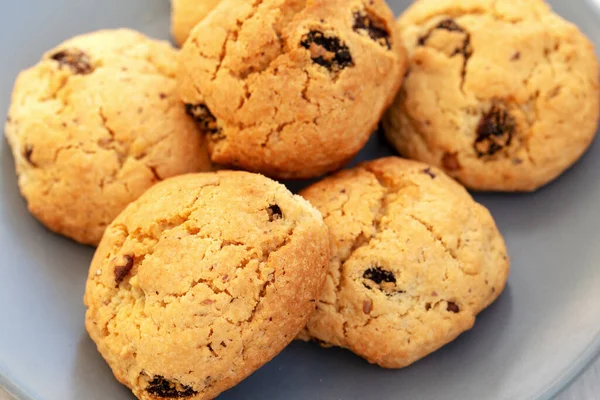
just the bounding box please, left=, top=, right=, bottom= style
left=383, top=0, right=599, bottom=192
left=5, top=29, right=212, bottom=245
left=171, top=0, right=221, bottom=47
left=84, top=171, right=329, bottom=400
left=179, top=0, right=407, bottom=179
left=299, top=157, right=509, bottom=368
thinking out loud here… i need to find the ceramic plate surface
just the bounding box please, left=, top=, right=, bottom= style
left=1, top=1, right=600, bottom=399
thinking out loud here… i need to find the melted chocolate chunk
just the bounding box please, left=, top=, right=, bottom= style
left=50, top=49, right=93, bottom=75
left=267, top=204, right=282, bottom=221
left=114, top=255, right=134, bottom=286
left=185, top=103, right=220, bottom=135
left=301, top=31, right=354, bottom=72
left=474, top=105, right=516, bottom=157
left=146, top=376, right=198, bottom=398
left=352, top=11, right=391, bottom=49
left=363, top=267, right=396, bottom=284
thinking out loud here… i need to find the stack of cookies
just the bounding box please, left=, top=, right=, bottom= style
left=5, top=0, right=598, bottom=399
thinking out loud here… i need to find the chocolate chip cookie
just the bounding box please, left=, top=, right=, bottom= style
left=179, top=0, right=407, bottom=179
left=84, top=171, right=329, bottom=400
left=5, top=29, right=212, bottom=245
left=299, top=157, right=509, bottom=368
left=171, top=0, right=221, bottom=46
left=383, top=0, right=599, bottom=191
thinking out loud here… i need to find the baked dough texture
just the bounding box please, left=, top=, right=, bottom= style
left=5, top=29, right=212, bottom=245
left=384, top=0, right=599, bottom=191
left=171, top=0, right=222, bottom=47
left=179, top=0, right=408, bottom=179
left=299, top=157, right=509, bottom=368
left=84, top=171, right=330, bottom=400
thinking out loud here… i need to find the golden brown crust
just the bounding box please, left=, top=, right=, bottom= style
left=84, top=171, right=329, bottom=400
left=384, top=0, right=600, bottom=192
left=171, top=0, right=222, bottom=47
left=179, top=0, right=407, bottom=179
left=5, top=29, right=212, bottom=245
left=299, top=157, right=509, bottom=368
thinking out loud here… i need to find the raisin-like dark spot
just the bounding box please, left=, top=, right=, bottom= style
left=352, top=11, right=391, bottom=49
left=511, top=51, right=521, bottom=61
left=23, top=145, right=36, bottom=166
left=447, top=302, right=460, bottom=313
left=363, top=267, right=396, bottom=284
left=50, top=49, right=93, bottom=75
left=114, top=255, right=134, bottom=286
left=146, top=376, right=198, bottom=398
left=185, top=104, right=220, bottom=135
left=474, top=105, right=516, bottom=157
left=422, top=167, right=436, bottom=179
left=442, top=152, right=461, bottom=171
left=300, top=31, right=354, bottom=72
left=425, top=302, right=432, bottom=311
left=267, top=204, right=282, bottom=221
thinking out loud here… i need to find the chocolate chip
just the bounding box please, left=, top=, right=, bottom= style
left=422, top=167, right=436, bottom=179
left=49, top=49, right=93, bottom=75
left=442, top=152, right=461, bottom=171
left=474, top=105, right=516, bottom=157
left=267, top=204, right=282, bottom=221
left=447, top=302, right=460, bottom=313
left=300, top=30, right=354, bottom=72
left=114, top=255, right=134, bottom=286
left=425, top=302, right=432, bottom=311
left=363, top=299, right=373, bottom=314
left=352, top=11, right=391, bottom=49
left=146, top=376, right=198, bottom=398
left=185, top=103, right=220, bottom=135
left=363, top=267, right=396, bottom=284
left=511, top=51, right=521, bottom=61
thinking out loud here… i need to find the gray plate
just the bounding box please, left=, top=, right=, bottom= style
left=1, top=1, right=600, bottom=399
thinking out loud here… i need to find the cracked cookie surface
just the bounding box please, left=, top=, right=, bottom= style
left=84, top=171, right=329, bottom=400
left=5, top=29, right=212, bottom=245
left=298, top=157, right=509, bottom=368
left=171, top=0, right=222, bottom=47
left=383, top=0, right=599, bottom=192
left=178, top=0, right=407, bottom=179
